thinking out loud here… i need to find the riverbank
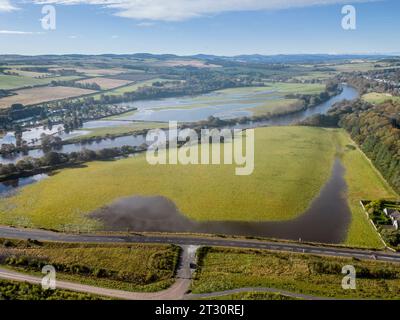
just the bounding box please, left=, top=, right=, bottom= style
left=0, top=84, right=350, bottom=166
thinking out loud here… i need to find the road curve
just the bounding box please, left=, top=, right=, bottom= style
left=0, top=225, right=399, bottom=263
left=0, top=268, right=336, bottom=301
left=0, top=268, right=189, bottom=300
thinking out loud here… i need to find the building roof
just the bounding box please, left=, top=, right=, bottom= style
left=389, top=211, right=400, bottom=220
left=385, top=208, right=398, bottom=215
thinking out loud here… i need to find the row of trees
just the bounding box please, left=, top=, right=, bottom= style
left=337, top=68, right=400, bottom=96
left=0, top=145, right=142, bottom=179
left=285, top=82, right=340, bottom=108
left=0, top=279, right=97, bottom=300
left=300, top=98, right=400, bottom=194
left=50, top=80, right=101, bottom=91
left=339, top=100, right=400, bottom=193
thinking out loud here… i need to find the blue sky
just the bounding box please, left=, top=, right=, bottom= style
left=0, top=0, right=399, bottom=55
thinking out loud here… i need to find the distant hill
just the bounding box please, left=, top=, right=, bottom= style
left=0, top=53, right=397, bottom=65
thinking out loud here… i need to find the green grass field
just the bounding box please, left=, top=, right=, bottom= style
left=0, top=279, right=103, bottom=300
left=0, top=75, right=81, bottom=90
left=0, top=127, right=394, bottom=248
left=214, top=83, right=324, bottom=117
left=334, top=131, right=398, bottom=248
left=362, top=92, right=400, bottom=104
left=249, top=98, right=303, bottom=116
left=90, top=78, right=171, bottom=100
left=191, top=247, right=400, bottom=299
left=0, top=126, right=337, bottom=231
left=264, top=82, right=325, bottom=94
left=67, top=122, right=167, bottom=141
left=292, top=71, right=337, bottom=82
left=204, top=292, right=299, bottom=300
left=215, top=83, right=325, bottom=96
left=331, top=62, right=379, bottom=72
left=0, top=239, right=179, bottom=292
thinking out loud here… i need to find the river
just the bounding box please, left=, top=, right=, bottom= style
left=0, top=85, right=358, bottom=165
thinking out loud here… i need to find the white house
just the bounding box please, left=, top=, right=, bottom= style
left=383, top=208, right=400, bottom=230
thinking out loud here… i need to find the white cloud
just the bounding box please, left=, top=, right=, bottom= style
left=0, top=30, right=43, bottom=34
left=0, top=0, right=17, bottom=12
left=30, top=0, right=378, bottom=21
left=136, top=22, right=155, bottom=27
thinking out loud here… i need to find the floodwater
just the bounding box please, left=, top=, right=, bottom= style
left=112, top=86, right=357, bottom=123
left=90, top=159, right=351, bottom=244
left=115, top=89, right=277, bottom=122
left=0, top=85, right=357, bottom=243
left=0, top=85, right=358, bottom=165
left=0, top=134, right=147, bottom=164
left=232, top=85, right=359, bottom=129
left=0, top=173, right=49, bottom=197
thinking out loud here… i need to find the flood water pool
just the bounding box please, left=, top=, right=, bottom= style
left=0, top=173, right=49, bottom=197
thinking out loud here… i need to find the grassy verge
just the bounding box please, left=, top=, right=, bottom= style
left=191, top=247, right=400, bottom=299
left=0, top=279, right=104, bottom=300
left=362, top=92, right=400, bottom=105
left=67, top=122, right=166, bottom=141
left=0, top=239, right=180, bottom=292
left=333, top=130, right=398, bottom=248
left=0, top=75, right=81, bottom=90
left=203, top=292, right=299, bottom=300
left=249, top=98, right=303, bottom=116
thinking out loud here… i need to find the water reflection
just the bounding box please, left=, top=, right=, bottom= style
left=0, top=173, right=49, bottom=197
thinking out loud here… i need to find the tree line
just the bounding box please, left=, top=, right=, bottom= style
left=0, top=145, right=143, bottom=180
left=299, top=98, right=400, bottom=194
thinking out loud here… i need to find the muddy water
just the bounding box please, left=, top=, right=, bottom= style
left=90, top=159, right=351, bottom=244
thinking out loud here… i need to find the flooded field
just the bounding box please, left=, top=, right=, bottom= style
left=0, top=173, right=49, bottom=197
left=114, top=87, right=293, bottom=122
left=91, top=159, right=351, bottom=244
left=0, top=85, right=358, bottom=165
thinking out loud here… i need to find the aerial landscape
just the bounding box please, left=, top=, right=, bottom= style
left=0, top=0, right=400, bottom=311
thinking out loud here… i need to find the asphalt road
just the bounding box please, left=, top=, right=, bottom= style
left=1, top=225, right=400, bottom=263
left=1, top=226, right=399, bottom=300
